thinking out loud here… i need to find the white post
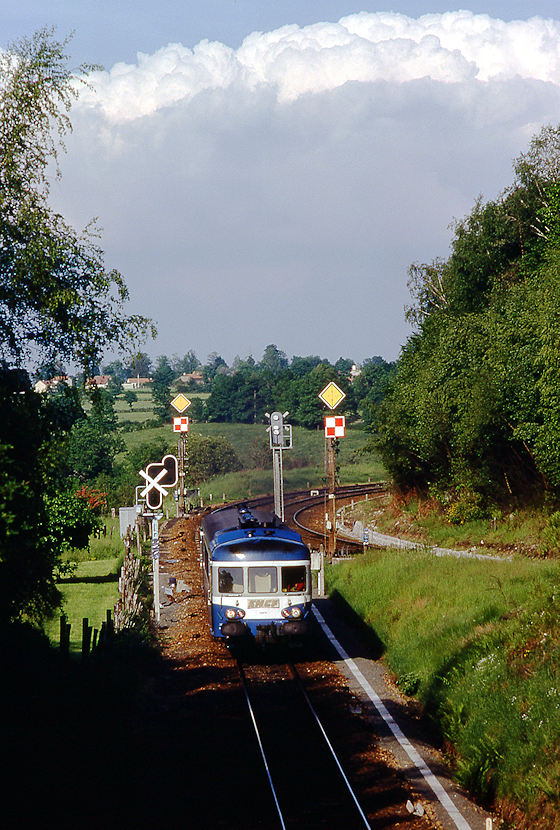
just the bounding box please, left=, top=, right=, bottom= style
left=318, top=549, right=325, bottom=597
left=152, top=514, right=162, bottom=623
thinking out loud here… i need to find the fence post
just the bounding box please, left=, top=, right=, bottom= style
left=81, top=617, right=92, bottom=661
left=106, top=609, right=114, bottom=642
left=60, top=614, right=71, bottom=657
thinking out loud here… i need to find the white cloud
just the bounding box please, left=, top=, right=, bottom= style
left=52, top=11, right=560, bottom=363
left=77, top=11, right=560, bottom=120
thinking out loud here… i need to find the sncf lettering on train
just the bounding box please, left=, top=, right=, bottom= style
left=248, top=598, right=280, bottom=609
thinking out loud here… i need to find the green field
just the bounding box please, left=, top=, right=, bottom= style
left=119, top=421, right=385, bottom=502
left=43, top=557, right=120, bottom=652
left=43, top=517, right=124, bottom=651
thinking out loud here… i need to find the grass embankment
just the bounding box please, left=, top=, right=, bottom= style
left=348, top=494, right=554, bottom=556
left=43, top=517, right=123, bottom=651
left=327, top=545, right=560, bottom=827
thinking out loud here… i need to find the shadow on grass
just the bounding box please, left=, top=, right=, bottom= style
left=58, top=573, right=119, bottom=584
left=322, top=589, right=385, bottom=659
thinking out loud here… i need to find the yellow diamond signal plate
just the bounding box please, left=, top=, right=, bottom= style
left=318, top=382, right=346, bottom=410
left=170, top=394, right=192, bottom=413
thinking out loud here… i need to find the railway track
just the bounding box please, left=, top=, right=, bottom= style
left=235, top=653, right=372, bottom=829
left=243, top=482, right=387, bottom=553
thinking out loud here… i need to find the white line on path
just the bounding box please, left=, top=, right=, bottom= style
left=312, top=605, right=472, bottom=830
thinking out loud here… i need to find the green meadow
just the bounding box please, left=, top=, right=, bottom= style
left=44, top=517, right=123, bottom=651
left=327, top=547, right=560, bottom=824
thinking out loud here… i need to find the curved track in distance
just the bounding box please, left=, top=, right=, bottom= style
left=241, top=483, right=386, bottom=553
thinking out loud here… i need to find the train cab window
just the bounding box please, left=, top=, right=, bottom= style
left=248, top=566, right=277, bottom=594
left=218, top=567, right=243, bottom=594
left=282, top=565, right=306, bottom=593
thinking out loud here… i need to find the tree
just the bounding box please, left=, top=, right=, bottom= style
left=44, top=491, right=101, bottom=555
left=289, top=355, right=323, bottom=377
left=202, top=352, right=228, bottom=384
left=184, top=434, right=241, bottom=485
left=188, top=397, right=206, bottom=422
left=102, top=359, right=128, bottom=390
left=351, top=358, right=396, bottom=429
left=292, top=364, right=342, bottom=429
left=126, top=352, right=152, bottom=378
left=0, top=30, right=153, bottom=624
left=375, top=125, right=560, bottom=501
left=260, top=344, right=288, bottom=375
left=171, top=351, right=200, bottom=374
left=334, top=357, right=354, bottom=375
left=64, top=417, right=123, bottom=481
left=124, top=438, right=169, bottom=480
left=152, top=355, right=175, bottom=420
left=123, top=390, right=138, bottom=410
left=0, top=29, right=154, bottom=372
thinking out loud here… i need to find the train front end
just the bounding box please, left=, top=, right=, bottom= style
left=201, top=506, right=312, bottom=644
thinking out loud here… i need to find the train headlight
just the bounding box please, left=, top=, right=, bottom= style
left=225, top=608, right=245, bottom=619
left=282, top=606, right=303, bottom=619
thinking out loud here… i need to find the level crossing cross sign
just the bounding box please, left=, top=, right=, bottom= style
left=139, top=454, right=179, bottom=510
left=325, top=415, right=346, bottom=438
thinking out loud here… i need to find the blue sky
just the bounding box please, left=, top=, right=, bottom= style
left=5, top=2, right=560, bottom=66
left=4, top=3, right=560, bottom=365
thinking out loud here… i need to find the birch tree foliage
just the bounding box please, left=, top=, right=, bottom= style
left=0, top=28, right=155, bottom=371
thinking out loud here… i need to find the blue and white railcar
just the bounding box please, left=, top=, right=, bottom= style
left=201, top=504, right=312, bottom=643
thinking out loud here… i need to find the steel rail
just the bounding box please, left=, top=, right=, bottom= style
left=290, top=484, right=386, bottom=543
left=237, top=660, right=287, bottom=830
left=287, top=661, right=371, bottom=829
left=229, top=482, right=387, bottom=514
left=236, top=657, right=371, bottom=829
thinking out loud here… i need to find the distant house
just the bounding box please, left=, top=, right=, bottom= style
left=34, top=375, right=73, bottom=393
left=348, top=364, right=362, bottom=382
left=123, top=376, right=153, bottom=390
left=177, top=371, right=204, bottom=385
left=86, top=375, right=111, bottom=389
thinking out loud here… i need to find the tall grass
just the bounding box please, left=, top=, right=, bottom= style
left=327, top=549, right=560, bottom=823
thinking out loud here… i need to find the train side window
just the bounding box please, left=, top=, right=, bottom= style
left=248, top=567, right=277, bottom=593
left=282, top=565, right=306, bottom=593
left=218, top=567, right=243, bottom=594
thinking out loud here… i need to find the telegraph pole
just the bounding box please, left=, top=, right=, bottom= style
left=151, top=513, right=163, bottom=622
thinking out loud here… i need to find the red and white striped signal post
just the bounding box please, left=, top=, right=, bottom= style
left=318, top=383, right=347, bottom=558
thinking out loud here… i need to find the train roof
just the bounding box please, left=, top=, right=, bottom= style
left=201, top=503, right=307, bottom=551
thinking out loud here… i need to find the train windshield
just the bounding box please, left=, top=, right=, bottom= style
left=282, top=565, right=306, bottom=593
left=248, top=566, right=278, bottom=594
left=218, top=567, right=243, bottom=594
